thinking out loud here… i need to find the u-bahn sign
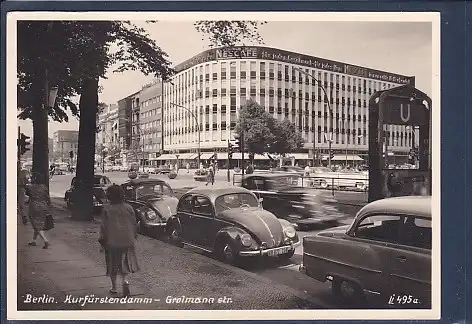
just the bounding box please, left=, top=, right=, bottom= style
left=368, top=84, right=432, bottom=202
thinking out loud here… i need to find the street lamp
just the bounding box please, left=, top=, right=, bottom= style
left=169, top=103, right=201, bottom=169
left=293, top=67, right=334, bottom=170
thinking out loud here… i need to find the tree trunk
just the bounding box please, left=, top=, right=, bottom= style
left=31, top=101, right=50, bottom=188
left=71, top=78, right=99, bottom=221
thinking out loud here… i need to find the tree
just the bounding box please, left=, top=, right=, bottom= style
left=235, top=99, right=276, bottom=161
left=235, top=100, right=304, bottom=164
left=272, top=119, right=305, bottom=156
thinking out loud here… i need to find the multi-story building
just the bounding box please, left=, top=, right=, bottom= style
left=137, top=80, right=164, bottom=160
left=97, top=104, right=119, bottom=150
left=162, top=46, right=417, bottom=165
left=52, top=130, right=79, bottom=162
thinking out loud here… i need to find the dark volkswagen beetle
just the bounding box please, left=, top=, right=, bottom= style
left=64, top=175, right=111, bottom=213
left=240, top=174, right=345, bottom=229
left=166, top=186, right=300, bottom=265
left=121, top=178, right=178, bottom=234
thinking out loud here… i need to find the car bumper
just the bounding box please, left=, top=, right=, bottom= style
left=239, top=241, right=301, bottom=256
left=145, top=221, right=167, bottom=228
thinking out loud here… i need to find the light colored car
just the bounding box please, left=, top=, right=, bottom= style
left=308, top=168, right=369, bottom=191
left=300, top=196, right=431, bottom=308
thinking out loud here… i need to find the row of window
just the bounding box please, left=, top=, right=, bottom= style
left=140, top=95, right=162, bottom=108
left=173, top=62, right=395, bottom=91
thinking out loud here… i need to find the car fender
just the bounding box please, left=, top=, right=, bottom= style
left=213, top=226, right=247, bottom=249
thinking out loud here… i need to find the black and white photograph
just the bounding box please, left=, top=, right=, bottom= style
left=7, top=11, right=440, bottom=320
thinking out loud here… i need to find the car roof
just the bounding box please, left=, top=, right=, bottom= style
left=122, top=178, right=168, bottom=186
left=185, top=186, right=254, bottom=200
left=357, top=196, right=432, bottom=219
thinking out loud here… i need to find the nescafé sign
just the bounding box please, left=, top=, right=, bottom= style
left=174, top=46, right=414, bottom=85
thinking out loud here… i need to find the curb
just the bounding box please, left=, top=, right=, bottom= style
left=47, top=200, right=329, bottom=309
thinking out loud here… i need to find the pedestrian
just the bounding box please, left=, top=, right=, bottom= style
left=26, top=172, right=53, bottom=249
left=186, top=162, right=190, bottom=173
left=17, top=163, right=28, bottom=225
left=98, top=184, right=139, bottom=296
left=205, top=167, right=214, bottom=186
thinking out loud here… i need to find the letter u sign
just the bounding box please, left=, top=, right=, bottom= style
left=400, top=104, right=411, bottom=123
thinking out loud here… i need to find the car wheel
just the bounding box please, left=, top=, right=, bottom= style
left=279, top=249, right=295, bottom=259
left=332, top=278, right=364, bottom=305
left=167, top=223, right=184, bottom=247
left=320, top=180, right=328, bottom=188
left=217, top=240, right=238, bottom=265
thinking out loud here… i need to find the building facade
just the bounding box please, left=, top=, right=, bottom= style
left=162, top=46, right=417, bottom=163
left=97, top=104, right=119, bottom=150
left=136, top=80, right=164, bottom=160
left=52, top=130, right=79, bottom=162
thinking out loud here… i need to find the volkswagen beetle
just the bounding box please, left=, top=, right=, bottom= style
left=166, top=186, right=300, bottom=265
left=121, top=178, right=179, bottom=234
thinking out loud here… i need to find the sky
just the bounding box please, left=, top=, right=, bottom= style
left=17, top=19, right=433, bottom=137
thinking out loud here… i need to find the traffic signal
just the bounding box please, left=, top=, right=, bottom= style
left=69, top=151, right=74, bottom=159
left=17, top=133, right=31, bottom=156
left=233, top=135, right=241, bottom=151
left=228, top=141, right=233, bottom=159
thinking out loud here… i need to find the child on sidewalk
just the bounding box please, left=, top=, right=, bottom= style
left=99, top=185, right=140, bottom=297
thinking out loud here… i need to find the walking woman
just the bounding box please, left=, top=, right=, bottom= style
left=99, top=184, right=139, bottom=296
left=26, top=172, right=53, bottom=248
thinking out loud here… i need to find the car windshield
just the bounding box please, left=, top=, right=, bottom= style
left=135, top=183, right=174, bottom=198
left=266, top=175, right=300, bottom=190
left=215, top=193, right=259, bottom=213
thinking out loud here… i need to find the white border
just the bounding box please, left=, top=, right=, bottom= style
left=7, top=11, right=441, bottom=321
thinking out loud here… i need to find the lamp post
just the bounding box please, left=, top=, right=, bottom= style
left=293, top=67, right=334, bottom=170
left=169, top=103, right=201, bottom=169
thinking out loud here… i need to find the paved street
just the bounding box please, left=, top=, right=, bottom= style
left=40, top=170, right=368, bottom=309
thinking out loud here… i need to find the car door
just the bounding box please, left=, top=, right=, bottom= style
left=176, top=194, right=195, bottom=243
left=348, top=213, right=406, bottom=298
left=388, top=215, right=432, bottom=307
left=191, top=195, right=215, bottom=249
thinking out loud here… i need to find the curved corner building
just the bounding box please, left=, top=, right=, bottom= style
left=163, top=46, right=416, bottom=163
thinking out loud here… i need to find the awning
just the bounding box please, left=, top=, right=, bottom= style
left=253, top=154, right=269, bottom=160
left=288, top=153, right=309, bottom=160
left=200, top=152, right=216, bottom=160
left=156, top=154, right=178, bottom=161
left=331, top=155, right=364, bottom=161
left=176, top=153, right=197, bottom=159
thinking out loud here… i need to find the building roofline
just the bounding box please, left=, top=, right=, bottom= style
left=173, top=45, right=415, bottom=85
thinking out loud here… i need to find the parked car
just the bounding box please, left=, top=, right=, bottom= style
left=308, top=168, right=369, bottom=191
left=240, top=174, right=345, bottom=229
left=166, top=186, right=300, bottom=265
left=64, top=175, right=112, bottom=213
left=157, top=166, right=172, bottom=174
left=272, top=165, right=305, bottom=175
left=193, top=169, right=208, bottom=181
left=300, top=196, right=432, bottom=308
left=121, top=178, right=178, bottom=234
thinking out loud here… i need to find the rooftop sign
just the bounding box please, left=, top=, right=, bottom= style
left=174, top=46, right=414, bottom=85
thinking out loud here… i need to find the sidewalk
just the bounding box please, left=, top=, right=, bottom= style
left=17, top=206, right=324, bottom=311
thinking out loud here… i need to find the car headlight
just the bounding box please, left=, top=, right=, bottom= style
left=142, top=209, right=157, bottom=220
left=284, top=226, right=296, bottom=238
left=240, top=233, right=252, bottom=247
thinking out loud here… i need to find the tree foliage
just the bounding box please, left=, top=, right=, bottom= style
left=235, top=100, right=304, bottom=158
left=194, top=21, right=266, bottom=47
